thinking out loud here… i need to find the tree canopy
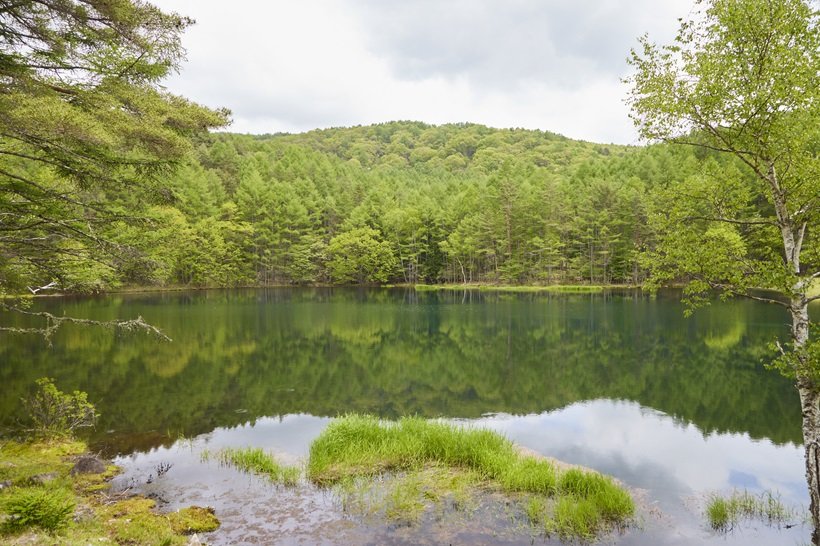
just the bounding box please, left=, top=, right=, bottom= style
left=627, top=0, right=820, bottom=309
left=0, top=0, right=228, bottom=296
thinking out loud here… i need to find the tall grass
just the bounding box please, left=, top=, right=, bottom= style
left=308, top=415, right=634, bottom=538
left=203, top=447, right=300, bottom=486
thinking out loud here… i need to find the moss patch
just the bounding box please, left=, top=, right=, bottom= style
left=168, top=506, right=220, bottom=534
left=101, top=498, right=185, bottom=546
left=0, top=440, right=85, bottom=486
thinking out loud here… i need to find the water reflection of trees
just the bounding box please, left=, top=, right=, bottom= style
left=0, top=289, right=802, bottom=454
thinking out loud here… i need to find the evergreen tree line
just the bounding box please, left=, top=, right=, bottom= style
left=1, top=121, right=741, bottom=290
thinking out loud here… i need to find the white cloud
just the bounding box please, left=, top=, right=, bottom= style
left=150, top=0, right=693, bottom=143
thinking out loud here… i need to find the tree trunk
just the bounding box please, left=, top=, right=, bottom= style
left=765, top=165, right=819, bottom=538
left=793, top=297, right=820, bottom=541
left=799, top=375, right=820, bottom=544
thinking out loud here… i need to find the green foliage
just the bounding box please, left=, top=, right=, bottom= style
left=327, top=227, right=398, bottom=284
left=1, top=485, right=75, bottom=532
left=627, top=0, right=819, bottom=397
left=4, top=112, right=711, bottom=292
left=706, top=495, right=731, bottom=530
left=498, top=456, right=557, bottom=494
left=0, top=439, right=84, bottom=486
left=767, top=333, right=820, bottom=382
left=100, top=497, right=184, bottom=545
left=0, top=0, right=227, bottom=301
left=331, top=465, right=481, bottom=526
left=24, top=378, right=97, bottom=439
left=549, top=496, right=601, bottom=540
left=0, top=437, right=205, bottom=545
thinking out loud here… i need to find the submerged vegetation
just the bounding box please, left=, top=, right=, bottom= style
left=705, top=490, right=796, bottom=532
left=307, top=415, right=634, bottom=539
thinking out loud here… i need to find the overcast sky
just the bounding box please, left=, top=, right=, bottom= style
left=151, top=1, right=694, bottom=144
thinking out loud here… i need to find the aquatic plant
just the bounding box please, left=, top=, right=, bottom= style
left=203, top=447, right=300, bottom=486
left=307, top=415, right=634, bottom=538
left=705, top=489, right=794, bottom=531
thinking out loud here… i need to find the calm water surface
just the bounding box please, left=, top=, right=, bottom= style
left=1, top=288, right=816, bottom=545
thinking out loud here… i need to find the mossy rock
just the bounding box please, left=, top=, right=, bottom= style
left=168, top=506, right=220, bottom=534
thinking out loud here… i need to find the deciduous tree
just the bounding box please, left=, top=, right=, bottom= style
left=627, top=0, right=820, bottom=533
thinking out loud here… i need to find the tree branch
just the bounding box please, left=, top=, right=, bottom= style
left=705, top=280, right=789, bottom=307
left=683, top=215, right=777, bottom=227
left=0, top=303, right=171, bottom=344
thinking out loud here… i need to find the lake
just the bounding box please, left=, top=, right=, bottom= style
left=0, top=288, right=815, bottom=544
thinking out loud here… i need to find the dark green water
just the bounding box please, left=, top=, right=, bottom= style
left=0, top=288, right=814, bottom=545
left=0, top=288, right=802, bottom=450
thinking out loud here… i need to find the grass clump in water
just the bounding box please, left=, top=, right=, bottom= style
left=308, top=415, right=634, bottom=539
left=204, top=447, right=300, bottom=486
left=705, top=489, right=794, bottom=531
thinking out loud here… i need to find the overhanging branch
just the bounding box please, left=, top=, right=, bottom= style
left=684, top=215, right=777, bottom=227
left=0, top=303, right=171, bottom=344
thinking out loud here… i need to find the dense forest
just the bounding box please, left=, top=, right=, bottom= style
left=3, top=120, right=743, bottom=291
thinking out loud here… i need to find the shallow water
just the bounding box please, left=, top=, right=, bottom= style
left=1, top=288, right=816, bottom=544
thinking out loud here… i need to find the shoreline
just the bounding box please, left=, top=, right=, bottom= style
left=5, top=282, right=644, bottom=299
left=6, top=281, right=814, bottom=301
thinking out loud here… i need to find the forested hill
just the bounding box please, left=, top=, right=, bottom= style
left=5, top=121, right=726, bottom=291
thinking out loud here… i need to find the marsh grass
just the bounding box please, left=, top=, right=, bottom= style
left=203, top=447, right=300, bottom=486
left=482, top=285, right=604, bottom=294
left=308, top=415, right=634, bottom=539
left=705, top=490, right=794, bottom=531
left=414, top=284, right=605, bottom=294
